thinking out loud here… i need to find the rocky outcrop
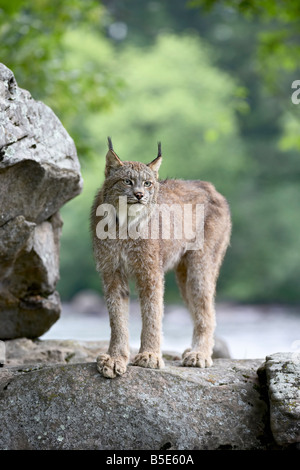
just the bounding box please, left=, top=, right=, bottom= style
left=0, top=340, right=4, bottom=366
left=258, top=352, right=300, bottom=448
left=0, top=357, right=268, bottom=450
left=0, top=63, right=83, bottom=339
left=0, top=340, right=298, bottom=450
left=1, top=336, right=230, bottom=367
left=3, top=338, right=110, bottom=366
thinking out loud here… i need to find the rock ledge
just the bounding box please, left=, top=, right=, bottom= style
left=0, top=340, right=298, bottom=450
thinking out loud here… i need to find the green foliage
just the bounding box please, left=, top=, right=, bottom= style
left=190, top=0, right=300, bottom=95
left=0, top=0, right=102, bottom=101
left=58, top=164, right=102, bottom=298
left=2, top=0, right=300, bottom=303
left=89, top=34, right=247, bottom=188
left=0, top=0, right=122, bottom=157
left=279, top=109, right=300, bottom=152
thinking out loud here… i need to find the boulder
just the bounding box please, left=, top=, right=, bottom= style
left=0, top=341, right=5, bottom=366
left=4, top=338, right=110, bottom=367
left=69, top=290, right=106, bottom=315
left=258, top=352, right=300, bottom=448
left=0, top=292, right=61, bottom=340
left=0, top=63, right=83, bottom=339
left=0, top=340, right=297, bottom=450
left=0, top=64, right=82, bottom=226
left=0, top=358, right=267, bottom=450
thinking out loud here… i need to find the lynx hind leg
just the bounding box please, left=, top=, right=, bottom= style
left=177, top=253, right=216, bottom=368
left=176, top=258, right=213, bottom=366
left=132, top=351, right=164, bottom=369
left=182, top=348, right=213, bottom=368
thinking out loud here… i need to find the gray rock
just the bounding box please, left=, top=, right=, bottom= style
left=4, top=338, right=109, bottom=366
left=3, top=337, right=229, bottom=367
left=69, top=290, right=106, bottom=315
left=2, top=340, right=298, bottom=449
left=0, top=214, right=62, bottom=338
left=259, top=353, right=300, bottom=448
left=0, top=63, right=83, bottom=339
left=2, top=213, right=62, bottom=299
left=0, top=341, right=5, bottom=366
left=0, top=215, right=35, bottom=280
left=5, top=214, right=62, bottom=298
left=0, top=292, right=61, bottom=340
left=0, top=358, right=268, bottom=450
left=0, top=63, right=82, bottom=226
left=212, top=336, right=231, bottom=359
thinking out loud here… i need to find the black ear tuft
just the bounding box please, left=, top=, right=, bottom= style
left=105, top=137, right=123, bottom=177
left=108, top=136, right=113, bottom=151
left=157, top=141, right=162, bottom=158
left=147, top=141, right=162, bottom=173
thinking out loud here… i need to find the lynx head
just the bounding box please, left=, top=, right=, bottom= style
left=103, top=137, right=162, bottom=211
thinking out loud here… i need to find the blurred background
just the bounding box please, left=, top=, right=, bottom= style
left=1, top=0, right=300, bottom=358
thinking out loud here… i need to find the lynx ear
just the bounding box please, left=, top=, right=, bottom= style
left=105, top=137, right=123, bottom=177
left=147, top=142, right=162, bottom=174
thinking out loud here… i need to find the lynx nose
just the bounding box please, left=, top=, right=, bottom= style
left=134, top=192, right=144, bottom=200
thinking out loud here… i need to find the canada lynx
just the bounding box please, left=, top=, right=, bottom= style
left=90, top=138, right=231, bottom=378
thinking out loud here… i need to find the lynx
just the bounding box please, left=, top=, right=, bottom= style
left=90, top=138, right=231, bottom=378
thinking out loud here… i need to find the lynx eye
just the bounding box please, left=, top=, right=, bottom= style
left=123, top=178, right=132, bottom=185
left=144, top=181, right=152, bottom=187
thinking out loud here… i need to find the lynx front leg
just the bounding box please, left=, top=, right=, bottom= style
left=97, top=272, right=130, bottom=378
left=133, top=270, right=165, bottom=369
left=182, top=253, right=216, bottom=368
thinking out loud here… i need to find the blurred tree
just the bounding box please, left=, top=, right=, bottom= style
left=188, top=0, right=300, bottom=144
left=2, top=0, right=300, bottom=303
left=101, top=0, right=300, bottom=303
left=185, top=0, right=300, bottom=303
left=189, top=0, right=300, bottom=83
left=0, top=0, right=123, bottom=157
left=58, top=33, right=247, bottom=301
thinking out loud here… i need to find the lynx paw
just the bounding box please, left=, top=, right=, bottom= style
left=182, top=349, right=213, bottom=368
left=132, top=351, right=164, bottom=369
left=96, top=353, right=128, bottom=378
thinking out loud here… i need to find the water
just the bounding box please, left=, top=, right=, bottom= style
left=42, top=302, right=300, bottom=359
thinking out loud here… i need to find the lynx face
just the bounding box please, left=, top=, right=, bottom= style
left=104, top=163, right=158, bottom=208
left=102, top=141, right=162, bottom=227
